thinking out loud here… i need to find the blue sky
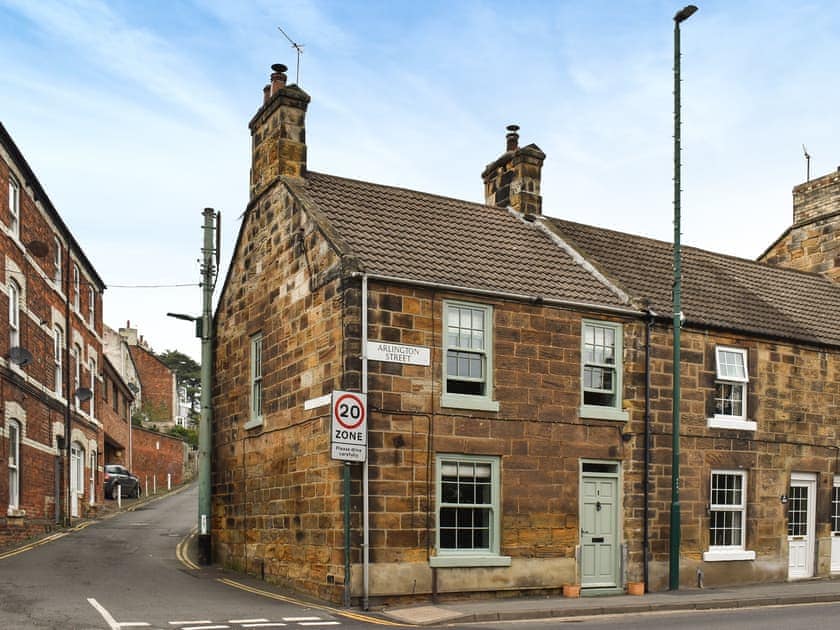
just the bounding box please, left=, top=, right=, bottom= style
left=2, top=0, right=838, bottom=360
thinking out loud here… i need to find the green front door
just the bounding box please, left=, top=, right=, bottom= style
left=580, top=468, right=619, bottom=588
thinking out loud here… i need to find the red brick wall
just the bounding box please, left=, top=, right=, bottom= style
left=129, top=346, right=175, bottom=420
left=130, top=427, right=188, bottom=492
left=1, top=130, right=105, bottom=544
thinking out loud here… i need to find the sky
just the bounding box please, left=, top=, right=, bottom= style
left=1, top=0, right=838, bottom=362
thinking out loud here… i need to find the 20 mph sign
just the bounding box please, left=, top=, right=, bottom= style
left=330, top=391, right=367, bottom=462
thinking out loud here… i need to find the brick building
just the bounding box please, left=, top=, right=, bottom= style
left=106, top=321, right=178, bottom=430
left=1, top=122, right=106, bottom=545
left=101, top=355, right=135, bottom=467
left=211, top=65, right=840, bottom=604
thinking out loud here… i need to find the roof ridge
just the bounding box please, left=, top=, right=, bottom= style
left=306, top=170, right=494, bottom=213
left=550, top=216, right=839, bottom=288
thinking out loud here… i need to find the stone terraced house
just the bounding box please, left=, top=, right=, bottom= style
left=211, top=64, right=840, bottom=605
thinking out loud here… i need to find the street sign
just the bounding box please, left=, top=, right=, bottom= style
left=330, top=390, right=367, bottom=462
left=366, top=340, right=430, bottom=366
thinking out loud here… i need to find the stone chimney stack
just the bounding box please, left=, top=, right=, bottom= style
left=792, top=168, right=840, bottom=224
left=760, top=167, right=840, bottom=282
left=249, top=63, right=311, bottom=199
left=481, top=124, right=546, bottom=215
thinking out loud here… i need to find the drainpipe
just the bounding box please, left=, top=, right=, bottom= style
left=643, top=310, right=655, bottom=592
left=361, top=273, right=370, bottom=610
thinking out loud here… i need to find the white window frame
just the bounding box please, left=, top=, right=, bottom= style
left=88, top=287, right=95, bottom=327
left=431, top=453, right=509, bottom=568
left=54, top=325, right=63, bottom=395
left=440, top=300, right=499, bottom=412
left=8, top=278, right=20, bottom=348
left=707, top=346, right=755, bottom=431
left=703, top=469, right=755, bottom=561
left=73, top=343, right=82, bottom=408
left=53, top=236, right=62, bottom=287
left=89, top=450, right=96, bottom=505
left=72, top=265, right=80, bottom=312
left=580, top=319, right=628, bottom=421
left=8, top=174, right=20, bottom=238
left=8, top=419, right=20, bottom=510
left=245, top=332, right=263, bottom=429
left=88, top=357, right=96, bottom=418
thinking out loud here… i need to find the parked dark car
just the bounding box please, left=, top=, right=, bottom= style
left=103, top=464, right=141, bottom=499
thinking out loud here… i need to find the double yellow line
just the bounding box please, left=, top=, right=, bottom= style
left=218, top=578, right=407, bottom=627
left=176, top=529, right=406, bottom=627
left=0, top=531, right=68, bottom=561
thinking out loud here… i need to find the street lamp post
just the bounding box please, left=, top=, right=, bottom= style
left=670, top=3, right=698, bottom=592
left=167, top=207, right=218, bottom=566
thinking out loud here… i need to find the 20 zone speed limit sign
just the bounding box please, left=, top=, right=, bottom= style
left=330, top=391, right=367, bottom=462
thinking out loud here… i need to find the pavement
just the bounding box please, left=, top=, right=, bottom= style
left=8, top=492, right=840, bottom=627
left=377, top=577, right=840, bottom=625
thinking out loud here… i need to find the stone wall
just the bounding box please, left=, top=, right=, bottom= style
left=762, top=169, right=840, bottom=282
left=213, top=180, right=347, bottom=601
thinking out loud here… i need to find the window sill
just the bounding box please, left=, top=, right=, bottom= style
left=706, top=417, right=756, bottom=431
left=243, top=416, right=264, bottom=430
left=430, top=554, right=511, bottom=568
left=440, top=394, right=499, bottom=412
left=703, top=549, right=755, bottom=562
left=7, top=507, right=26, bottom=518
left=579, top=405, right=629, bottom=422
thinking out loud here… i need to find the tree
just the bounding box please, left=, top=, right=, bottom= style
left=168, top=425, right=198, bottom=449
left=158, top=349, right=201, bottom=417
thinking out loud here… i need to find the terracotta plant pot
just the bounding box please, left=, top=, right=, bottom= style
left=563, top=584, right=581, bottom=598
left=626, top=581, right=645, bottom=596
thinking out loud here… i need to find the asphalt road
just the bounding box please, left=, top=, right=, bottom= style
left=0, top=484, right=399, bottom=630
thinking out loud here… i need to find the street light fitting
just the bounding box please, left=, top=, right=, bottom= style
left=167, top=312, right=197, bottom=322
left=674, top=4, right=698, bottom=23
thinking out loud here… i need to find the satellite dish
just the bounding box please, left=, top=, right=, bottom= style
left=127, top=382, right=140, bottom=394
left=26, top=240, right=49, bottom=258
left=75, top=387, right=93, bottom=403
left=9, top=346, right=33, bottom=367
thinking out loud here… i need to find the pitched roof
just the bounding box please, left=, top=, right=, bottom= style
left=551, top=218, right=840, bottom=347
left=288, top=172, right=629, bottom=310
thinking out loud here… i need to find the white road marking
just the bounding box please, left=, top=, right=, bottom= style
left=281, top=618, right=320, bottom=622
left=181, top=626, right=230, bottom=630
left=229, top=620, right=269, bottom=624
left=241, top=624, right=288, bottom=628
left=169, top=623, right=214, bottom=626
left=88, top=599, right=120, bottom=630
left=298, top=623, right=340, bottom=627
left=121, top=625, right=153, bottom=628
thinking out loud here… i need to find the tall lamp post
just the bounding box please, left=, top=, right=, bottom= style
left=168, top=207, right=218, bottom=565
left=670, top=3, right=698, bottom=592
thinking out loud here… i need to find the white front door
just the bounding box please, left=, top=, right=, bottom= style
left=580, top=462, right=619, bottom=588
left=788, top=472, right=816, bottom=579
left=831, top=476, right=840, bottom=573
left=70, top=443, right=84, bottom=518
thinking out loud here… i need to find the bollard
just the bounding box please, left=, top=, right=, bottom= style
left=167, top=473, right=171, bottom=491
left=153, top=475, right=157, bottom=495
left=117, top=483, right=122, bottom=508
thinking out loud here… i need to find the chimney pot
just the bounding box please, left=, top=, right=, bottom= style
left=270, top=63, right=288, bottom=95
left=263, top=84, right=271, bottom=104
left=506, top=124, right=520, bottom=152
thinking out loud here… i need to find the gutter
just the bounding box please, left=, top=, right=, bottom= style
left=347, top=272, right=641, bottom=318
